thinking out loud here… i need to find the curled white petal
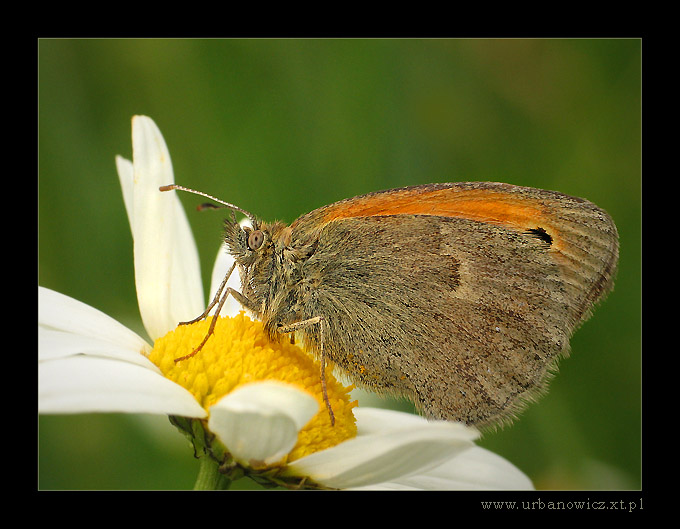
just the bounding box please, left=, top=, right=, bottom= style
left=287, top=408, right=478, bottom=489
left=125, top=115, right=204, bottom=340
left=39, top=355, right=207, bottom=418
left=208, top=382, right=318, bottom=466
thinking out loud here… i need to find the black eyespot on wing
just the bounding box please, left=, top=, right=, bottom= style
left=526, top=227, right=553, bottom=246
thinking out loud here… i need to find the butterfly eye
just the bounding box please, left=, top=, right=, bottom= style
left=248, top=229, right=264, bottom=250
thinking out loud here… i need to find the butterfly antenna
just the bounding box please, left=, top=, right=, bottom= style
left=159, top=184, right=257, bottom=223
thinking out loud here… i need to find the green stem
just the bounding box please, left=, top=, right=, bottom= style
left=193, top=456, right=232, bottom=490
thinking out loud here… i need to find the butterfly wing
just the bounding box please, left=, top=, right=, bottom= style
left=287, top=182, right=618, bottom=427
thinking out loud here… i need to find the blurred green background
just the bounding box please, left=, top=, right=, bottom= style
left=38, top=39, right=641, bottom=490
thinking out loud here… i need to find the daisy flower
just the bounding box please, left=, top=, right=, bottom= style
left=38, top=115, right=533, bottom=490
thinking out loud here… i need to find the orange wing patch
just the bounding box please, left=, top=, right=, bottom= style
left=319, top=187, right=560, bottom=249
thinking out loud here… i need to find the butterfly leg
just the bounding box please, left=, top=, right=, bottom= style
left=178, top=261, right=237, bottom=326
left=174, top=261, right=259, bottom=362
left=277, top=317, right=335, bottom=426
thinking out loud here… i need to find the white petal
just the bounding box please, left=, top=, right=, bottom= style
left=39, top=355, right=207, bottom=418
left=354, top=406, right=447, bottom=434
left=38, top=287, right=150, bottom=355
left=352, top=446, right=534, bottom=490
left=116, top=155, right=135, bottom=228
left=208, top=382, right=318, bottom=466
left=421, top=446, right=534, bottom=490
left=39, top=326, right=158, bottom=371
left=127, top=115, right=204, bottom=340
left=208, top=243, right=244, bottom=318
left=287, top=408, right=478, bottom=489
left=208, top=216, right=253, bottom=318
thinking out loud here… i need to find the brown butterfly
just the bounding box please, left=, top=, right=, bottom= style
left=161, top=182, right=619, bottom=428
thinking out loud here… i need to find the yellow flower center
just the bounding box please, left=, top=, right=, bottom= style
left=149, top=312, right=357, bottom=462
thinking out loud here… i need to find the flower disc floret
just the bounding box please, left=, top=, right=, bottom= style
left=149, top=312, right=357, bottom=462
